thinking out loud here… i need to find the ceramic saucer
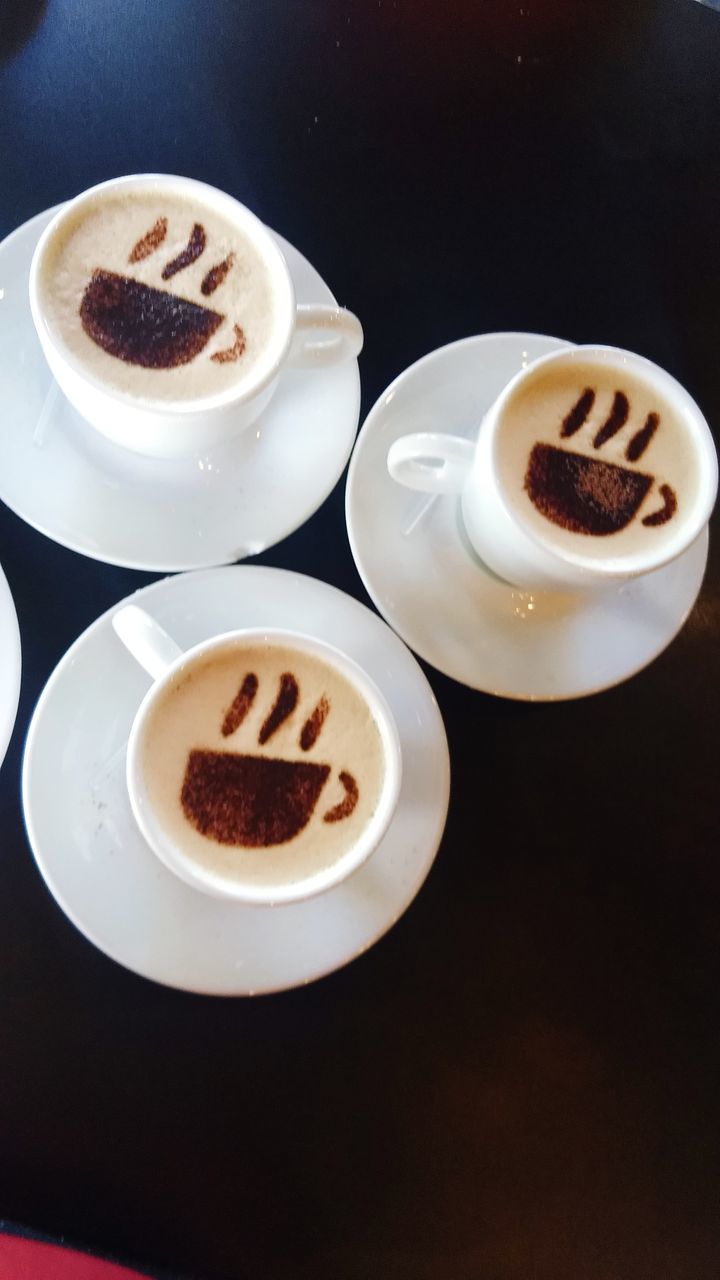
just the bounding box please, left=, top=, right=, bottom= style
left=0, top=207, right=360, bottom=571
left=346, top=332, right=710, bottom=700
left=0, top=562, right=21, bottom=767
left=22, top=567, right=450, bottom=994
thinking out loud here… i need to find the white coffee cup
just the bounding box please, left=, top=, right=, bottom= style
left=29, top=174, right=364, bottom=458
left=112, top=605, right=402, bottom=905
left=387, top=344, right=717, bottom=591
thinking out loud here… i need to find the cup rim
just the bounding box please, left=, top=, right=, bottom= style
left=486, top=343, right=718, bottom=578
left=125, top=627, right=403, bottom=905
left=28, top=173, right=296, bottom=416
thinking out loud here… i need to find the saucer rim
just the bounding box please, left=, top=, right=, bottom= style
left=0, top=205, right=361, bottom=573
left=346, top=330, right=710, bottom=701
left=22, top=566, right=451, bottom=995
left=0, top=562, right=21, bottom=768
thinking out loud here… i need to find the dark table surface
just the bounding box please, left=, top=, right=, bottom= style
left=1, top=3, right=720, bottom=1278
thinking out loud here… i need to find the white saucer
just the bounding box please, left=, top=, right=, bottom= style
left=0, top=208, right=360, bottom=571
left=346, top=332, right=710, bottom=700
left=22, top=567, right=450, bottom=994
left=0, top=562, right=21, bottom=767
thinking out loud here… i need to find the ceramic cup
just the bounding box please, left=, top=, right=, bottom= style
left=29, top=174, right=364, bottom=458
left=387, top=344, right=718, bottom=591
left=112, top=605, right=402, bottom=905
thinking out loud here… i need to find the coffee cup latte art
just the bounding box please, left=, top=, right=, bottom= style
left=29, top=175, right=363, bottom=457
left=41, top=188, right=279, bottom=403
left=388, top=345, right=717, bottom=591
left=113, top=608, right=402, bottom=904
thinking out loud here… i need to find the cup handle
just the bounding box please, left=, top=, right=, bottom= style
left=387, top=433, right=475, bottom=494
left=112, top=605, right=183, bottom=681
left=287, top=305, right=364, bottom=368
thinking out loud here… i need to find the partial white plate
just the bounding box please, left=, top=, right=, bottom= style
left=0, top=207, right=360, bottom=571
left=0, top=562, right=21, bottom=767
left=22, top=567, right=450, bottom=994
left=346, top=332, right=709, bottom=700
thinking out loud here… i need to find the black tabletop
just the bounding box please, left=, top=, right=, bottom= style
left=1, top=3, right=720, bottom=1278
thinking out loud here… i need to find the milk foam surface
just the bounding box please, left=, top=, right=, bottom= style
left=141, top=642, right=386, bottom=889
left=496, top=360, right=701, bottom=561
left=40, top=191, right=277, bottom=402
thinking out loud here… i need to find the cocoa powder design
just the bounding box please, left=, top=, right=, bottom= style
left=524, top=388, right=678, bottom=534
left=181, top=670, right=360, bottom=848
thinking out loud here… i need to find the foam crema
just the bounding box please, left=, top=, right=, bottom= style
left=495, top=358, right=703, bottom=564
left=38, top=187, right=279, bottom=404
left=138, top=639, right=388, bottom=892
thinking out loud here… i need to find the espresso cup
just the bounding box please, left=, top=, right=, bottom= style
left=112, top=605, right=402, bottom=904
left=29, top=174, right=364, bottom=458
left=388, top=344, right=717, bottom=591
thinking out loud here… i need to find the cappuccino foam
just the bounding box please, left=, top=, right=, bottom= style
left=496, top=359, right=701, bottom=561
left=140, top=641, right=386, bottom=891
left=40, top=190, right=277, bottom=402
